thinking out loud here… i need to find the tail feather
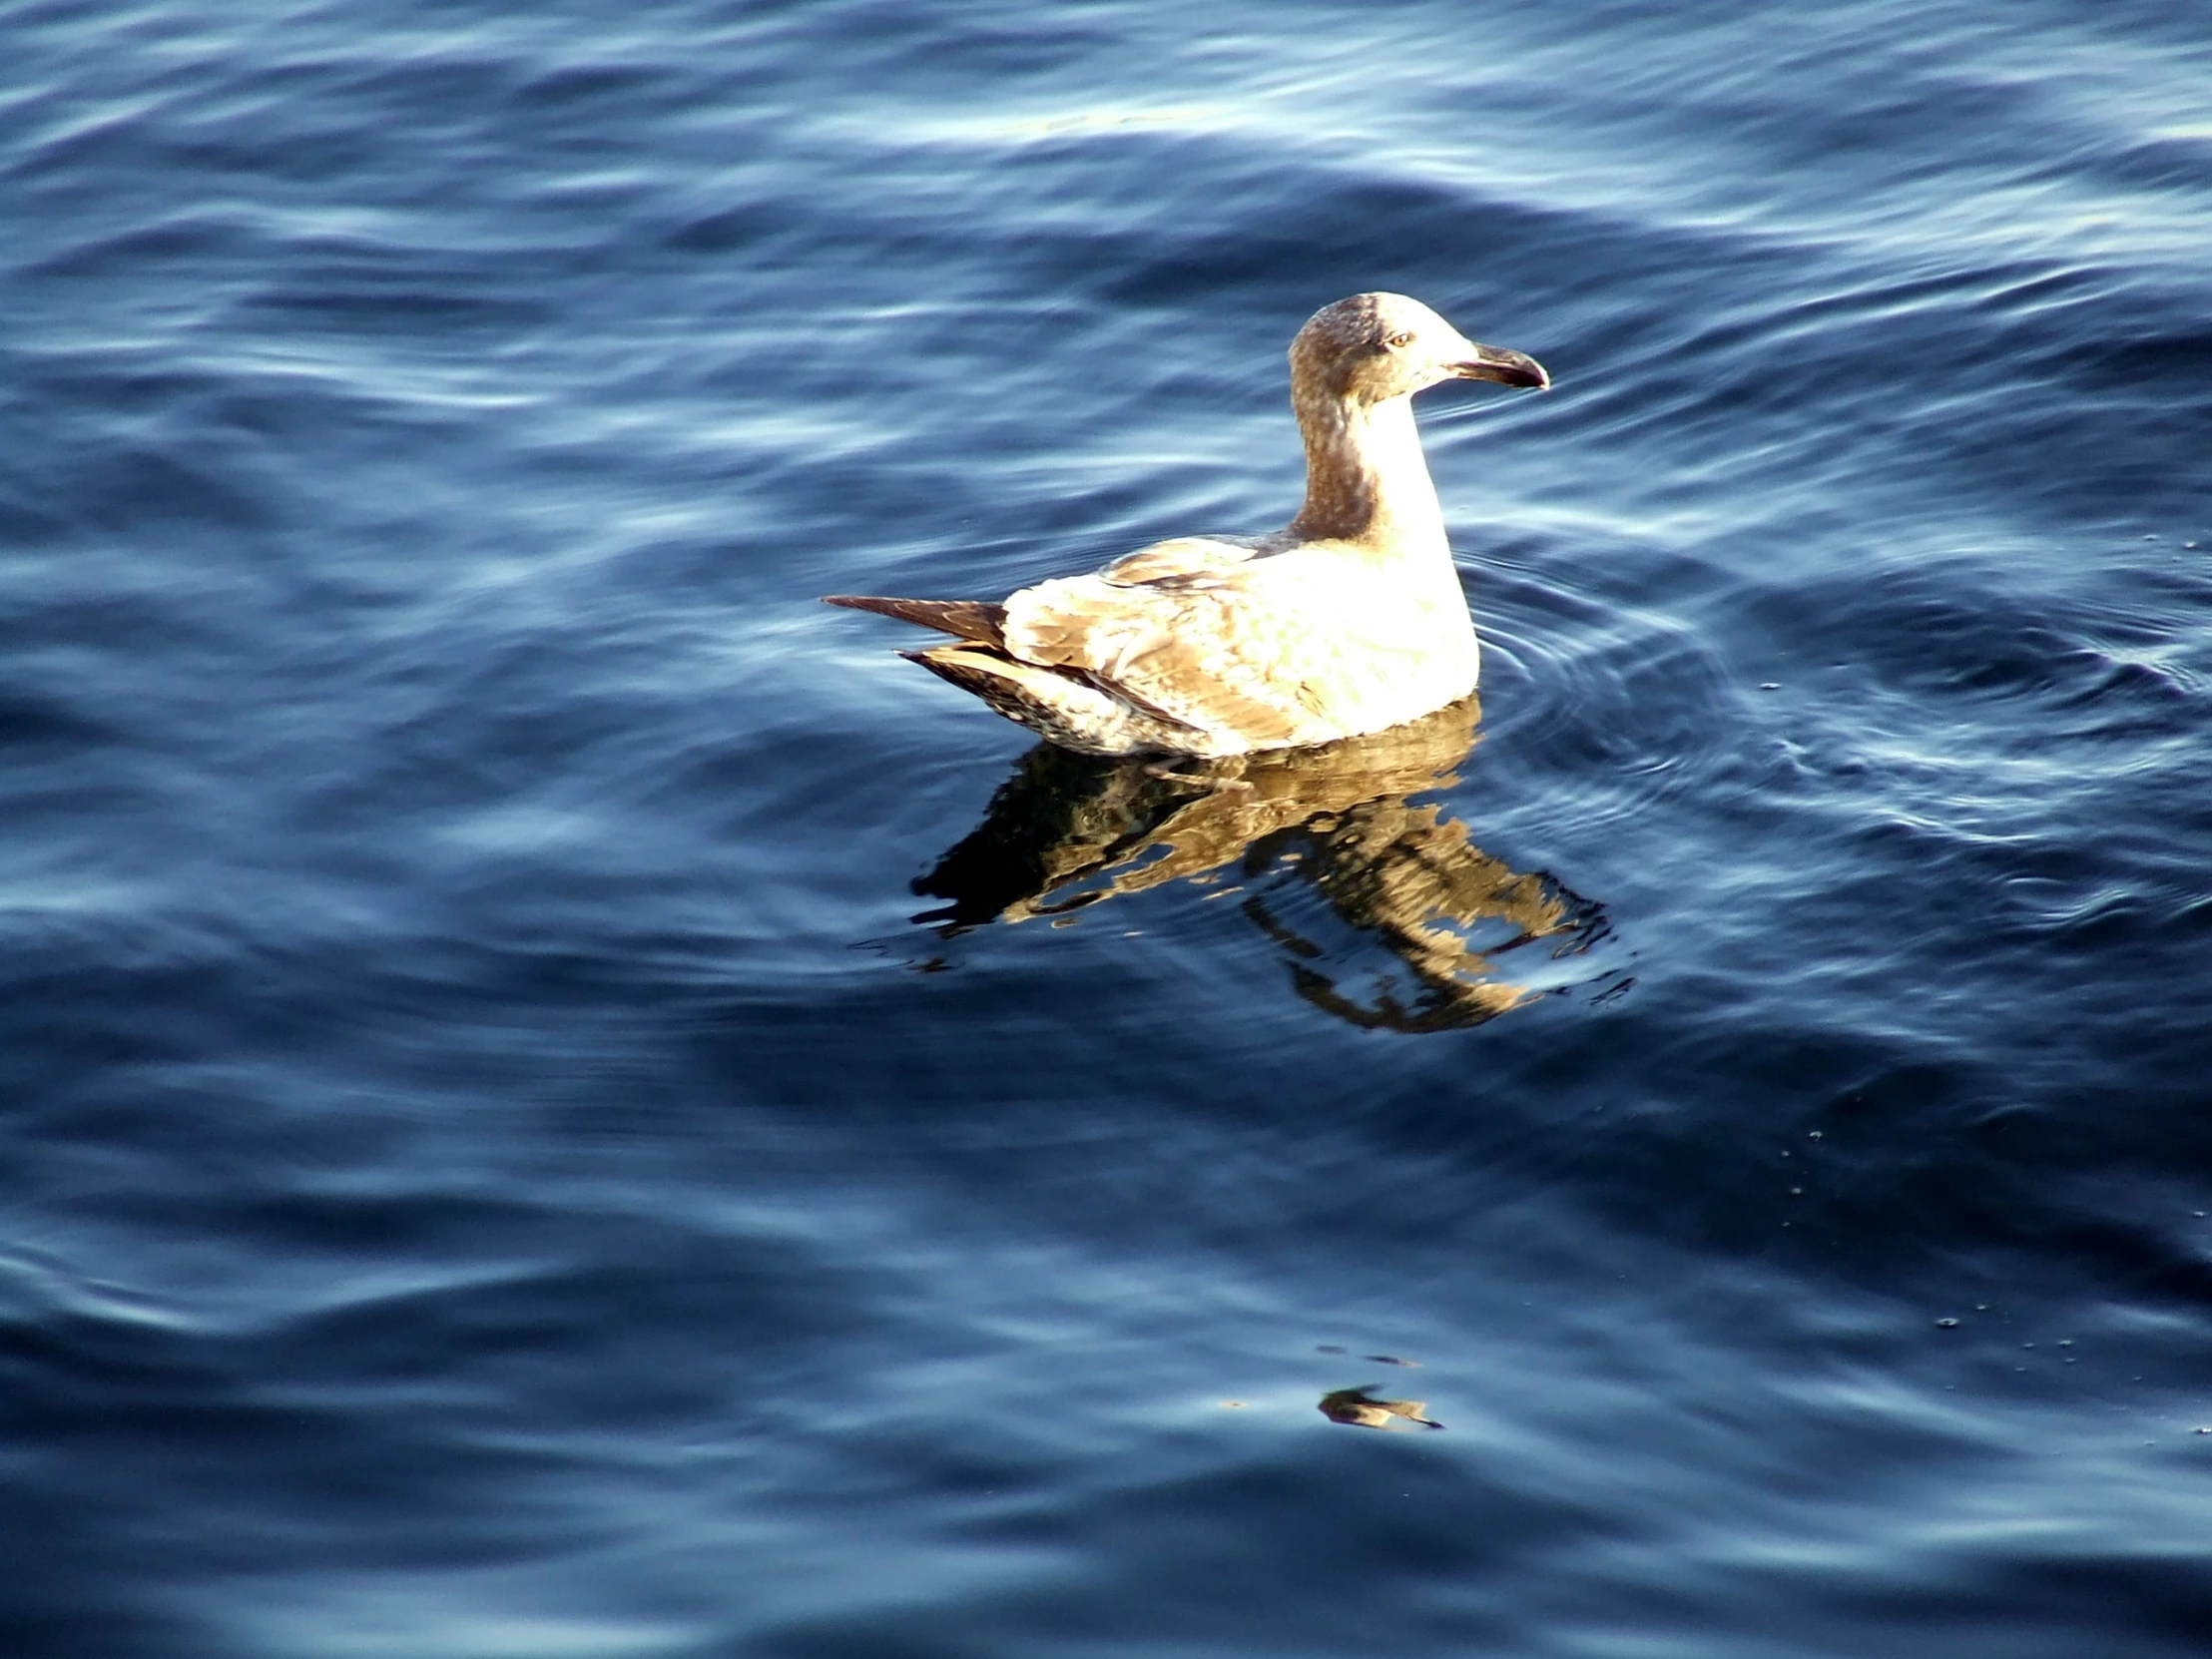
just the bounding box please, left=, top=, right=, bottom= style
left=900, top=644, right=1206, bottom=757
left=899, top=646, right=1104, bottom=730
left=822, top=593, right=1006, bottom=645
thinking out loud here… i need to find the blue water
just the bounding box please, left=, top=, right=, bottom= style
left=5, top=1, right=2211, bottom=1653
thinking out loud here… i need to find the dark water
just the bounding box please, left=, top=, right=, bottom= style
left=6, top=0, right=2211, bottom=1652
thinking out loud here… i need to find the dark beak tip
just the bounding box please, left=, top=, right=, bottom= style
left=1450, top=352, right=1550, bottom=391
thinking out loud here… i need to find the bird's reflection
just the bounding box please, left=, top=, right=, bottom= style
left=911, top=697, right=1608, bottom=1032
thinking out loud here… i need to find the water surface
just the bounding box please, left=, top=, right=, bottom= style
left=5, top=1, right=2211, bottom=1654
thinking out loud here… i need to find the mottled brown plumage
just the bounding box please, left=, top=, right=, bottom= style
left=824, top=292, right=1547, bottom=757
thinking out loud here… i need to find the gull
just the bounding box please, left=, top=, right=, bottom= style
left=824, top=292, right=1547, bottom=757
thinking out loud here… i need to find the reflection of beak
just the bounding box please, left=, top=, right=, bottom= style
left=1447, top=342, right=1549, bottom=389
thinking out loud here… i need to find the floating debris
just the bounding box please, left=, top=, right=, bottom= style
left=1319, top=1387, right=1442, bottom=1430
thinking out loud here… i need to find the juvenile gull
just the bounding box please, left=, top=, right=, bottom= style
left=824, top=292, right=1547, bottom=758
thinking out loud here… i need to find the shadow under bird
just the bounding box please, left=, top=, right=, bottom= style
left=824, top=292, right=1548, bottom=758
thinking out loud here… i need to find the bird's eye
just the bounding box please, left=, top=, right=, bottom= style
left=1383, top=330, right=1414, bottom=349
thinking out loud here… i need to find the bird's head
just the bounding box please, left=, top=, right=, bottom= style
left=1291, top=291, right=1549, bottom=406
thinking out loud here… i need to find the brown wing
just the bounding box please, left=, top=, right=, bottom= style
left=1002, top=554, right=1356, bottom=750
left=1097, top=535, right=1264, bottom=587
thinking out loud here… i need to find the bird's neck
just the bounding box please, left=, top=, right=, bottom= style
left=1286, top=391, right=1447, bottom=555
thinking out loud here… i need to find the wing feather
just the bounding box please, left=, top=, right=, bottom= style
left=1098, top=535, right=1263, bottom=587
left=1003, top=548, right=1377, bottom=748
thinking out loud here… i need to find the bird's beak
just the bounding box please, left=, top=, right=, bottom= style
left=1446, top=341, right=1549, bottom=390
